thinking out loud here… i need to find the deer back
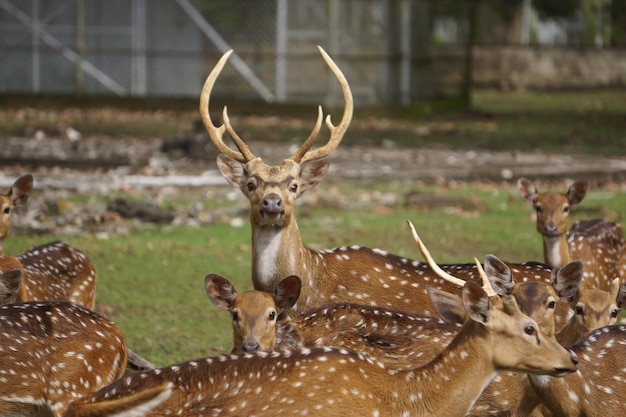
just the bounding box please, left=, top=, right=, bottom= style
left=0, top=301, right=127, bottom=417
left=16, top=241, right=97, bottom=309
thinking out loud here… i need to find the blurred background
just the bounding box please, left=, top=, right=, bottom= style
left=1, top=0, right=625, bottom=106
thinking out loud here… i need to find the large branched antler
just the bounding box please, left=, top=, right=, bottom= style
left=199, top=46, right=353, bottom=164
left=291, top=46, right=354, bottom=164
left=199, top=50, right=256, bottom=163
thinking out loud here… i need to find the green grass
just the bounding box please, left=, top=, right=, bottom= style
left=6, top=180, right=626, bottom=366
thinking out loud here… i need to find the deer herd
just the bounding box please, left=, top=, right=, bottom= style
left=1, top=46, right=625, bottom=417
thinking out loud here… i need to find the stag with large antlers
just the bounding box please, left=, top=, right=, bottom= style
left=201, top=47, right=573, bottom=316
left=64, top=263, right=578, bottom=417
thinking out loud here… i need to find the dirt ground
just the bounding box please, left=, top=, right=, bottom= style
left=2, top=111, right=625, bottom=237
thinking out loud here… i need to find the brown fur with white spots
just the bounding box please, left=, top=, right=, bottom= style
left=201, top=49, right=567, bottom=317
left=517, top=177, right=624, bottom=290
left=420, top=240, right=626, bottom=416
left=203, top=256, right=588, bottom=417
left=0, top=174, right=97, bottom=309
left=0, top=299, right=127, bottom=417
left=63, top=266, right=578, bottom=417
left=529, top=324, right=626, bottom=417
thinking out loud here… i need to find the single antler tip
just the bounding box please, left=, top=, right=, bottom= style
left=475, top=257, right=497, bottom=297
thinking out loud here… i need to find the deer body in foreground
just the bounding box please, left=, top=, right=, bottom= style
left=0, top=174, right=97, bottom=309
left=517, top=177, right=624, bottom=290
left=64, top=264, right=578, bottom=417
left=201, top=48, right=570, bottom=316
left=0, top=299, right=127, bottom=417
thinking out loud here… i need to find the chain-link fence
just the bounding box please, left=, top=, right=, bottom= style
left=1, top=0, right=622, bottom=105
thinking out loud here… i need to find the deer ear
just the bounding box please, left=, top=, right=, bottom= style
left=566, top=181, right=588, bottom=205
left=0, top=269, right=22, bottom=304
left=551, top=261, right=583, bottom=301
left=483, top=254, right=514, bottom=296
left=462, top=281, right=492, bottom=325
left=274, top=276, right=301, bottom=311
left=8, top=174, right=33, bottom=207
left=617, top=280, right=626, bottom=309
left=427, top=286, right=467, bottom=324
left=216, top=154, right=247, bottom=189
left=204, top=274, right=237, bottom=309
left=299, top=159, right=329, bottom=193
left=517, top=177, right=538, bottom=205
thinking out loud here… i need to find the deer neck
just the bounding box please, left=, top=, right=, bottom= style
left=543, top=235, right=570, bottom=268
left=390, top=323, right=499, bottom=417
left=251, top=220, right=308, bottom=293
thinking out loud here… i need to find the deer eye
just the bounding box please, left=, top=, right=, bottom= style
left=611, top=308, right=619, bottom=318
left=524, top=325, right=537, bottom=336
left=3, top=206, right=10, bottom=214
left=534, top=205, right=542, bottom=214
left=268, top=311, right=276, bottom=321
left=547, top=300, right=556, bottom=309
left=289, top=183, right=298, bottom=193
left=575, top=305, right=584, bottom=315
left=563, top=206, right=570, bottom=213
left=231, top=311, right=239, bottom=321
left=246, top=181, right=257, bottom=192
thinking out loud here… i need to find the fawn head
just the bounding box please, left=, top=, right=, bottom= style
left=200, top=46, right=352, bottom=229
left=205, top=273, right=301, bottom=352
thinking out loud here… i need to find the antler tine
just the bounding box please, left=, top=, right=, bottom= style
left=222, top=106, right=256, bottom=161
left=474, top=257, right=497, bottom=297
left=407, top=220, right=467, bottom=288
left=290, top=105, right=324, bottom=163
left=199, top=50, right=255, bottom=163
left=296, top=45, right=354, bottom=164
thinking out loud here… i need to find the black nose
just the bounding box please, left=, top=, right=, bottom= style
left=542, top=224, right=558, bottom=236
left=242, top=341, right=260, bottom=352
left=262, top=193, right=283, bottom=214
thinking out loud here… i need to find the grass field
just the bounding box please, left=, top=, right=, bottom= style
left=4, top=89, right=626, bottom=366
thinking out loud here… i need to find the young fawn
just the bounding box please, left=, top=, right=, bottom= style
left=64, top=262, right=578, bottom=417
left=202, top=47, right=566, bottom=317
left=517, top=177, right=624, bottom=290
left=0, top=174, right=96, bottom=309
left=0, top=284, right=127, bottom=417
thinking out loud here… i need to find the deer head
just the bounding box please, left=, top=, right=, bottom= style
left=200, top=46, right=352, bottom=230
left=517, top=178, right=588, bottom=239
left=0, top=174, right=33, bottom=253
left=205, top=273, right=301, bottom=352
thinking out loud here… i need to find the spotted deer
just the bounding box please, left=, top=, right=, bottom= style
left=64, top=262, right=578, bottom=417
left=517, top=177, right=624, bottom=290
left=0, top=174, right=97, bottom=309
left=202, top=47, right=570, bottom=317
left=527, top=324, right=626, bottom=417
left=419, top=235, right=626, bottom=417
left=0, top=296, right=127, bottom=417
